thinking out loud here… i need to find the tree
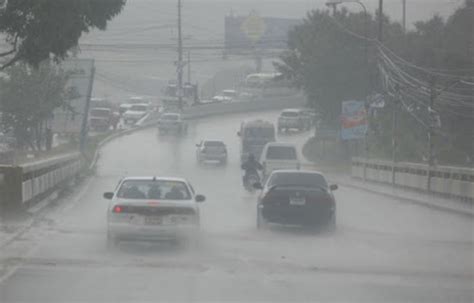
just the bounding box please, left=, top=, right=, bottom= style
left=0, top=0, right=126, bottom=70
left=0, top=62, right=73, bottom=150
left=275, top=9, right=375, bottom=126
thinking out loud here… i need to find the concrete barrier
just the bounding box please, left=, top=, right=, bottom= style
left=0, top=153, right=83, bottom=212
left=352, top=157, right=474, bottom=201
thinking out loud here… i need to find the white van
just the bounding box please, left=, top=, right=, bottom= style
left=260, top=142, right=300, bottom=178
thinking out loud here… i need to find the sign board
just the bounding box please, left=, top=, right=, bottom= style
left=340, top=100, right=368, bottom=140
left=225, top=14, right=300, bottom=51
left=51, top=59, right=95, bottom=134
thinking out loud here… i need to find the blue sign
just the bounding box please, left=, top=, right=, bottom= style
left=340, top=100, right=368, bottom=140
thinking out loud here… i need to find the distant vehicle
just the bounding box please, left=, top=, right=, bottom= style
left=158, top=112, right=188, bottom=135
left=89, top=107, right=112, bottom=132
left=196, top=140, right=228, bottom=164
left=221, top=89, right=238, bottom=101
left=123, top=103, right=149, bottom=124
left=238, top=91, right=256, bottom=101
left=277, top=109, right=311, bottom=132
left=119, top=97, right=149, bottom=115
left=103, top=176, right=205, bottom=248
left=238, top=120, right=275, bottom=163
left=254, top=170, right=337, bottom=230
left=211, top=95, right=232, bottom=103
left=244, top=72, right=282, bottom=87
left=90, top=97, right=112, bottom=109
left=260, top=142, right=300, bottom=178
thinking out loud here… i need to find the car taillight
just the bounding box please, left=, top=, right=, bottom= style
left=113, top=205, right=122, bottom=213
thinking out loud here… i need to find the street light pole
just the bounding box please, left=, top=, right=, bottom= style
left=402, top=0, right=406, bottom=34
left=177, top=0, right=184, bottom=111
left=378, top=0, right=383, bottom=42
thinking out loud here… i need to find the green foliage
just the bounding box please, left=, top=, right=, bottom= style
left=0, top=0, right=126, bottom=70
left=0, top=62, right=73, bottom=149
left=277, top=2, right=473, bottom=165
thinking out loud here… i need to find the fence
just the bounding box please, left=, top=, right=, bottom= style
left=352, top=157, right=474, bottom=201
left=0, top=153, right=83, bottom=212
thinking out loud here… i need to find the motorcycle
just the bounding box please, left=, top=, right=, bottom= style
left=243, top=171, right=261, bottom=192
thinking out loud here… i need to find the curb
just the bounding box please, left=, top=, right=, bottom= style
left=334, top=178, right=474, bottom=217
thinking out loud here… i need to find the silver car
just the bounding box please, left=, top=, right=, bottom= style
left=103, top=176, right=205, bottom=248
left=196, top=140, right=228, bottom=164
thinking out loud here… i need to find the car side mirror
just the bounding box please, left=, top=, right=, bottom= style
left=329, top=184, right=338, bottom=191
left=103, top=192, right=114, bottom=200
left=195, top=194, right=206, bottom=202
left=253, top=182, right=263, bottom=190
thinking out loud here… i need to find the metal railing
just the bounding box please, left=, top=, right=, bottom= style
left=352, top=157, right=474, bottom=201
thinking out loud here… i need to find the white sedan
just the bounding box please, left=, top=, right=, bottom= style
left=103, top=176, right=205, bottom=248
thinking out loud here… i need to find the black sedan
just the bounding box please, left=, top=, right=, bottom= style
left=254, top=170, right=337, bottom=230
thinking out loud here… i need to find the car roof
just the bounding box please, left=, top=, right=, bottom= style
left=282, top=108, right=301, bottom=113
left=203, top=140, right=225, bottom=144
left=270, top=169, right=325, bottom=176
left=163, top=112, right=180, bottom=116
left=91, top=107, right=110, bottom=111
left=122, top=176, right=188, bottom=183
left=265, top=142, right=297, bottom=148
left=243, top=120, right=273, bottom=127
left=130, top=103, right=149, bottom=106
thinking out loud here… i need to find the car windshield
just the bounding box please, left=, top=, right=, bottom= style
left=204, top=141, right=224, bottom=147
left=267, top=172, right=328, bottom=188
left=266, top=146, right=297, bottom=160
left=281, top=111, right=299, bottom=117
left=129, top=105, right=147, bottom=111
left=117, top=180, right=191, bottom=200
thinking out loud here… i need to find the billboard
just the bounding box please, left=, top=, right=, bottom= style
left=225, top=13, right=300, bottom=51
left=51, top=59, right=95, bottom=134
left=340, top=100, right=368, bottom=140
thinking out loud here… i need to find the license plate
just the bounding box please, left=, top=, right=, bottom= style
left=290, top=196, right=306, bottom=206
left=144, top=216, right=162, bottom=225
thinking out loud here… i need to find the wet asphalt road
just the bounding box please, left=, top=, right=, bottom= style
left=0, top=111, right=473, bottom=302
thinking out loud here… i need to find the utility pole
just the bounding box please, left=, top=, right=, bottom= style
left=378, top=0, right=383, bottom=42
left=177, top=0, right=184, bottom=110
left=391, top=85, right=400, bottom=186
left=427, top=76, right=436, bottom=192
left=402, top=0, right=406, bottom=34
left=187, top=51, right=191, bottom=83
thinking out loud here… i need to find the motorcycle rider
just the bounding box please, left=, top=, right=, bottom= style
left=241, top=153, right=263, bottom=186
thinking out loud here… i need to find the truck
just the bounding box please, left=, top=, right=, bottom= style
left=238, top=120, right=275, bottom=163
left=89, top=107, right=113, bottom=132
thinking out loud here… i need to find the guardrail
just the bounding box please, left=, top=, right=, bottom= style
left=352, top=157, right=474, bottom=201
left=0, top=152, right=83, bottom=212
